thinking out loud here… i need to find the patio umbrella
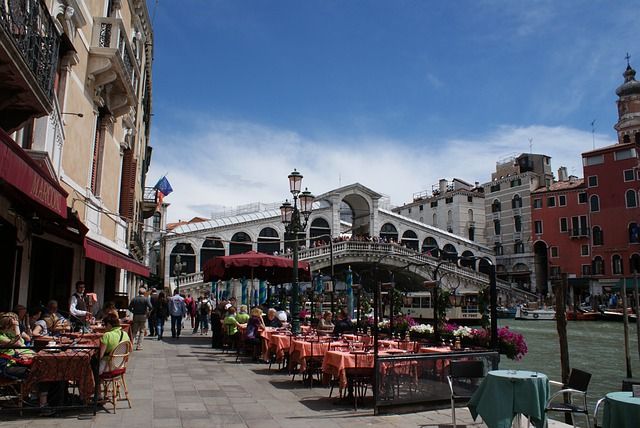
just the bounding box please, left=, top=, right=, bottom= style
left=346, top=266, right=353, bottom=320
left=203, top=251, right=311, bottom=284
left=259, top=280, right=267, bottom=304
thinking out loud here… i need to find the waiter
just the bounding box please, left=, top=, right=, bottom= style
left=69, top=281, right=91, bottom=332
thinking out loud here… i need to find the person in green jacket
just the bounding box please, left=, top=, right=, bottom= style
left=223, top=306, right=240, bottom=349
left=236, top=305, right=250, bottom=324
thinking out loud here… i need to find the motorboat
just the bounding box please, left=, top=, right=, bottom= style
left=496, top=306, right=516, bottom=319
left=515, top=305, right=555, bottom=320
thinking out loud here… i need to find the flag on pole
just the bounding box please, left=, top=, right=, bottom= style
left=153, top=176, right=173, bottom=211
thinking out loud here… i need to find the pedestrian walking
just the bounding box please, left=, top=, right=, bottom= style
left=193, top=296, right=202, bottom=334
left=148, top=287, right=159, bottom=337
left=185, top=294, right=196, bottom=329
left=168, top=288, right=187, bottom=339
left=199, top=295, right=212, bottom=335
left=154, top=291, right=169, bottom=340
left=128, top=287, right=152, bottom=350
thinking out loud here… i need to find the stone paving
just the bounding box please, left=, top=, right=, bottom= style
left=0, top=329, right=572, bottom=428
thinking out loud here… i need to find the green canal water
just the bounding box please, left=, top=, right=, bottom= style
left=499, top=319, right=640, bottom=417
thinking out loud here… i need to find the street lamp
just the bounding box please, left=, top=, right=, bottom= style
left=280, top=169, right=314, bottom=335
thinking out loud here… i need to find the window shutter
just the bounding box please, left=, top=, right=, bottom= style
left=119, top=149, right=136, bottom=220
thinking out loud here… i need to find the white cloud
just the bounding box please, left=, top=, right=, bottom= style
left=149, top=118, right=615, bottom=223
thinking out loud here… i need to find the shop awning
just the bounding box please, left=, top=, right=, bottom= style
left=84, top=238, right=150, bottom=277
left=0, top=129, right=67, bottom=218
left=607, top=277, right=640, bottom=292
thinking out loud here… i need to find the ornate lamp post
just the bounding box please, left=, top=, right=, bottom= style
left=280, top=169, right=314, bottom=335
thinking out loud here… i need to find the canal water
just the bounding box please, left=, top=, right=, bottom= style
left=499, top=319, right=640, bottom=419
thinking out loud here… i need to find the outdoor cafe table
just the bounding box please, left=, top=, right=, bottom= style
left=260, top=328, right=292, bottom=361
left=601, top=391, right=640, bottom=428
left=289, top=338, right=346, bottom=371
left=468, top=370, right=549, bottom=428
left=25, top=339, right=100, bottom=403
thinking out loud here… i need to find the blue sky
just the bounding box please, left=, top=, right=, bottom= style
left=147, top=1, right=636, bottom=222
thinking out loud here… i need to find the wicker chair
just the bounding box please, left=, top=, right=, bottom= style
left=99, top=341, right=132, bottom=413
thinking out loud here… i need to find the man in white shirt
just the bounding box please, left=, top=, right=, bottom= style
left=69, top=281, right=91, bottom=332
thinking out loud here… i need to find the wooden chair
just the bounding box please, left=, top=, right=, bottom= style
left=545, top=368, right=592, bottom=428
left=447, top=360, right=485, bottom=427
left=99, top=341, right=132, bottom=413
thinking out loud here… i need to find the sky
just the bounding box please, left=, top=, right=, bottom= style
left=146, top=0, right=637, bottom=222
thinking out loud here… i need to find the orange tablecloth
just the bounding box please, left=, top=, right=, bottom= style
left=322, top=350, right=375, bottom=389
left=289, top=339, right=345, bottom=371
left=260, top=328, right=292, bottom=361
left=25, top=343, right=99, bottom=401
left=379, top=339, right=417, bottom=352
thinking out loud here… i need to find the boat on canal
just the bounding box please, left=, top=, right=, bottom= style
left=496, top=306, right=516, bottom=318
left=515, top=304, right=555, bottom=320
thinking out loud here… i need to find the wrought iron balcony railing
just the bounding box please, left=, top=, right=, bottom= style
left=569, top=228, right=590, bottom=238
left=93, top=17, right=137, bottom=88
left=0, top=0, right=59, bottom=99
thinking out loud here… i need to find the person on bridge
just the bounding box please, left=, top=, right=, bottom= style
left=168, top=289, right=187, bottom=339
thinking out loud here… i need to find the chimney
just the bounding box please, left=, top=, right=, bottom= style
left=558, top=166, right=568, bottom=182
left=439, top=179, right=447, bottom=193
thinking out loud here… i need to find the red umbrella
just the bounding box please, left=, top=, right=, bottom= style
left=202, top=251, right=311, bottom=283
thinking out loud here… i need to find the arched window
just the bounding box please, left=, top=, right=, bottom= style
left=309, top=218, right=331, bottom=246
left=593, top=256, right=604, bottom=275
left=626, top=190, right=637, bottom=208
left=512, top=194, right=522, bottom=209
left=257, top=227, right=280, bottom=254
left=447, top=210, right=453, bottom=232
left=170, top=243, right=196, bottom=276
left=629, top=223, right=640, bottom=244
left=468, top=209, right=474, bottom=222
left=422, top=237, right=439, bottom=258
left=592, top=226, right=603, bottom=246
left=492, top=199, right=501, bottom=213
left=630, top=254, right=640, bottom=274
left=494, top=243, right=503, bottom=256
left=380, top=223, right=398, bottom=243
left=401, top=230, right=419, bottom=251
left=432, top=213, right=438, bottom=227
left=200, top=238, right=225, bottom=270
left=494, top=220, right=501, bottom=235
left=442, top=243, right=458, bottom=261
left=612, top=254, right=623, bottom=275
left=230, top=232, right=252, bottom=255
left=460, top=250, right=475, bottom=268
left=590, top=195, right=600, bottom=212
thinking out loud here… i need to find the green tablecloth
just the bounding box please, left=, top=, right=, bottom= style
left=468, top=370, right=549, bottom=428
left=603, top=391, right=640, bottom=428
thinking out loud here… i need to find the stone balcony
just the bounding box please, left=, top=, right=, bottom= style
left=87, top=17, right=138, bottom=117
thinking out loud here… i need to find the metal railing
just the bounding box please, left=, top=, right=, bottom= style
left=0, top=0, right=60, bottom=99
left=91, top=17, right=137, bottom=89
left=143, top=187, right=157, bottom=203
left=569, top=228, right=590, bottom=238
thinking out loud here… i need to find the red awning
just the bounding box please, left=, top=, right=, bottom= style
left=0, top=129, right=67, bottom=218
left=84, top=238, right=150, bottom=278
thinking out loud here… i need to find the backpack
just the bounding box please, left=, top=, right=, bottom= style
left=199, top=300, right=210, bottom=315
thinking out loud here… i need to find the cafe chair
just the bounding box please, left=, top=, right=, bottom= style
left=0, top=377, right=26, bottom=414
left=545, top=368, right=592, bottom=428
left=302, top=340, right=326, bottom=388
left=345, top=351, right=374, bottom=411
left=99, top=340, right=132, bottom=413
left=592, top=396, right=606, bottom=428
left=447, top=359, right=485, bottom=427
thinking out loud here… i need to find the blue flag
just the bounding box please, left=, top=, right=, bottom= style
left=154, top=176, right=173, bottom=196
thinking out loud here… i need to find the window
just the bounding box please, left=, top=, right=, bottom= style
left=578, top=192, right=587, bottom=204
left=560, top=218, right=568, bottom=232
left=551, top=247, right=559, bottom=257
left=588, top=176, right=598, bottom=187
left=430, top=201, right=438, bottom=208
left=534, top=220, right=542, bottom=234
left=467, top=196, right=473, bottom=202
left=584, top=155, right=604, bottom=166
left=614, top=148, right=636, bottom=161
left=445, top=197, right=453, bottom=204
left=468, top=227, right=475, bottom=241
left=514, top=241, right=525, bottom=254
left=582, top=265, right=592, bottom=276
left=533, top=198, right=542, bottom=209
left=590, top=195, right=600, bottom=212
left=630, top=223, right=640, bottom=243
left=510, top=178, right=522, bottom=187
left=581, top=245, right=589, bottom=256
left=612, top=255, right=623, bottom=275
left=408, top=208, right=412, bottom=214
left=624, top=170, right=635, bottom=181
left=559, top=195, right=566, bottom=206
left=547, top=196, right=556, bottom=207
left=512, top=195, right=522, bottom=209
left=152, top=212, right=161, bottom=231
left=419, top=205, right=424, bottom=211
left=494, top=220, right=501, bottom=235
left=432, top=213, right=437, bottom=227
left=593, top=226, right=603, bottom=245
left=550, top=266, right=561, bottom=277
left=492, top=200, right=501, bottom=212
left=494, top=243, right=504, bottom=256
left=593, top=256, right=604, bottom=275
left=490, top=183, right=501, bottom=192
left=514, top=215, right=522, bottom=232
left=626, top=190, right=637, bottom=208
left=90, top=112, right=107, bottom=196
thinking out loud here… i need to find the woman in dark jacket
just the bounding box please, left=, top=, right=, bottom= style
left=211, top=303, right=225, bottom=349
left=154, top=292, right=169, bottom=340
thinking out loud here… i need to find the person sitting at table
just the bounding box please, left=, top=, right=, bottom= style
left=29, top=307, right=49, bottom=337
left=332, top=309, right=354, bottom=336
left=43, top=300, right=70, bottom=333
left=95, top=301, right=118, bottom=321
left=265, top=308, right=282, bottom=328
left=12, top=304, right=32, bottom=344
left=98, top=313, right=130, bottom=374
left=236, top=305, right=250, bottom=324
left=223, top=306, right=240, bottom=349
left=317, top=311, right=334, bottom=335
left=0, top=312, right=35, bottom=380
left=245, top=308, right=266, bottom=362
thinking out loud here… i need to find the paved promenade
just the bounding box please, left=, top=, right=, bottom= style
left=0, top=330, right=571, bottom=428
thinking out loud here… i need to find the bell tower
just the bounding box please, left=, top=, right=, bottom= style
left=614, top=55, right=640, bottom=144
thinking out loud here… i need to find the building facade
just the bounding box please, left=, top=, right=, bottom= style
left=392, top=178, right=486, bottom=246
left=482, top=153, right=554, bottom=293
left=0, top=0, right=153, bottom=312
